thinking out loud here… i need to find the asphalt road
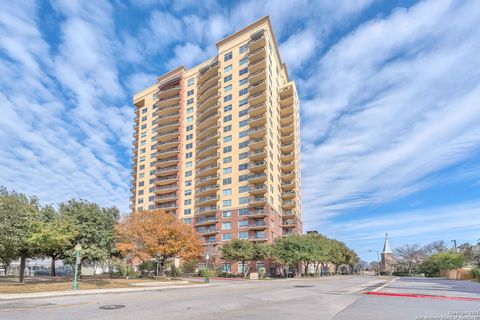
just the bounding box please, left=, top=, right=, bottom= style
left=0, top=276, right=479, bottom=320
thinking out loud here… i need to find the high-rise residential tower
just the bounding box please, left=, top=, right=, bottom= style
left=131, top=16, right=302, bottom=273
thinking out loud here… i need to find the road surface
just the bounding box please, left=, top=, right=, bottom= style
left=0, top=276, right=478, bottom=319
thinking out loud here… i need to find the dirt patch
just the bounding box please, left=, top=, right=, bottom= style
left=0, top=278, right=190, bottom=294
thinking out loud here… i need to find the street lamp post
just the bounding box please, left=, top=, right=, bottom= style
left=204, top=253, right=210, bottom=284
left=369, top=249, right=380, bottom=276
left=72, top=244, right=82, bottom=290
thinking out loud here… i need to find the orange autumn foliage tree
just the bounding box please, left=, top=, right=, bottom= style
left=116, top=210, right=202, bottom=276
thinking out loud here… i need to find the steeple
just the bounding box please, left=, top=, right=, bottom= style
left=382, top=233, right=393, bottom=253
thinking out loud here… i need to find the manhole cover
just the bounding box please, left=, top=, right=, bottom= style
left=293, top=285, right=314, bottom=288
left=99, top=305, right=125, bottom=310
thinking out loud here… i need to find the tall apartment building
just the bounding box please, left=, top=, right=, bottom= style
left=131, top=16, right=302, bottom=273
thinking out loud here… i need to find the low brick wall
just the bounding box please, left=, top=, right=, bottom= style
left=440, top=268, right=472, bottom=280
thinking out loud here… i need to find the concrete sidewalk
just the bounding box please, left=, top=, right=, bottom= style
left=0, top=282, right=213, bottom=301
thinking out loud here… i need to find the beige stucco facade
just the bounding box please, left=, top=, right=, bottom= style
left=131, top=17, right=302, bottom=267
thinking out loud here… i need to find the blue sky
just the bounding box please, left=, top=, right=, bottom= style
left=1, top=0, right=479, bottom=261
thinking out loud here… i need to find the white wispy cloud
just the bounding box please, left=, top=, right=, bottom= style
left=1, top=0, right=479, bottom=256
left=300, top=0, right=480, bottom=227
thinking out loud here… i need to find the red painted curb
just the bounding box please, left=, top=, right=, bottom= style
left=366, top=291, right=480, bottom=301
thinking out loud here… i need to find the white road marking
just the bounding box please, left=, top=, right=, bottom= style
left=371, top=277, right=399, bottom=292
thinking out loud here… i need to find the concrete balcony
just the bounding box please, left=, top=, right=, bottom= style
left=248, top=31, right=266, bottom=52
left=197, top=103, right=219, bottom=122
left=249, top=69, right=266, bottom=83
left=196, top=174, right=219, bottom=187
left=281, top=180, right=296, bottom=190
left=197, top=112, right=220, bottom=131
left=198, top=92, right=220, bottom=111
left=280, top=123, right=294, bottom=134
left=198, top=60, right=219, bottom=84
left=249, top=47, right=266, bottom=61
left=153, top=104, right=178, bottom=117
left=153, top=139, right=178, bottom=150
left=249, top=172, right=267, bottom=183
left=280, top=94, right=294, bottom=107
left=155, top=156, right=178, bottom=168
left=152, top=148, right=179, bottom=160
left=156, top=94, right=180, bottom=108
left=154, top=121, right=179, bottom=134
left=249, top=196, right=267, bottom=206
left=197, top=121, right=220, bottom=139
left=249, top=103, right=266, bottom=117
left=248, top=57, right=266, bottom=74
left=249, top=209, right=267, bottom=218
left=155, top=112, right=180, bottom=126
left=280, top=113, right=294, bottom=125
left=282, top=200, right=296, bottom=210
left=281, top=161, right=295, bottom=171
left=280, top=103, right=294, bottom=116
left=249, top=160, right=266, bottom=172
left=281, top=151, right=295, bottom=162
left=248, top=126, right=266, bottom=139
left=196, top=205, right=219, bottom=216
left=248, top=91, right=266, bottom=105
left=155, top=165, right=178, bottom=177
left=282, top=190, right=296, bottom=199
left=195, top=195, right=219, bottom=206
left=196, top=227, right=218, bottom=236
left=196, top=152, right=220, bottom=166
left=153, top=129, right=179, bottom=142
left=196, top=143, right=219, bottom=158
left=155, top=184, right=178, bottom=194
left=197, top=134, right=219, bottom=150
left=280, top=142, right=295, bottom=153
left=198, top=71, right=220, bottom=92
left=249, top=115, right=267, bottom=128
left=194, top=215, right=219, bottom=227
left=155, top=193, right=177, bottom=203
left=196, top=163, right=219, bottom=178
left=248, top=221, right=267, bottom=230
left=198, top=81, right=220, bottom=102
left=154, top=175, right=178, bottom=186
left=249, top=149, right=267, bottom=161
left=280, top=132, right=295, bottom=143
left=249, top=138, right=266, bottom=150
left=282, top=170, right=295, bottom=180
left=249, top=184, right=267, bottom=194
left=156, top=202, right=177, bottom=211
left=196, top=184, right=219, bottom=196
left=249, top=80, right=266, bottom=95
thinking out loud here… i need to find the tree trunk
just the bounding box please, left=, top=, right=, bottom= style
left=19, top=255, right=26, bottom=283
left=50, top=255, right=56, bottom=276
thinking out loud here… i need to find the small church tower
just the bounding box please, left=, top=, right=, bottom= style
left=380, top=233, right=394, bottom=275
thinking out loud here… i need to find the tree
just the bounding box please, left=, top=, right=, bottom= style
left=271, top=235, right=305, bottom=277
left=423, top=241, right=449, bottom=255
left=59, top=199, right=119, bottom=274
left=220, top=239, right=255, bottom=278
left=116, top=210, right=202, bottom=277
left=419, top=252, right=465, bottom=277
left=30, top=205, right=77, bottom=276
left=394, top=243, right=427, bottom=274
left=0, top=187, right=39, bottom=282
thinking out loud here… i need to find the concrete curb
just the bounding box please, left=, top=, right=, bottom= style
left=0, top=283, right=216, bottom=301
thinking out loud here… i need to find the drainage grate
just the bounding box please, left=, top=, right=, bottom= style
left=293, top=285, right=314, bottom=288
left=99, top=305, right=126, bottom=310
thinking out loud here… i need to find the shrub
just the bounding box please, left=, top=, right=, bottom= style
left=258, top=267, right=266, bottom=279
left=471, top=268, right=480, bottom=281
left=419, top=252, right=465, bottom=277
left=181, top=259, right=197, bottom=273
